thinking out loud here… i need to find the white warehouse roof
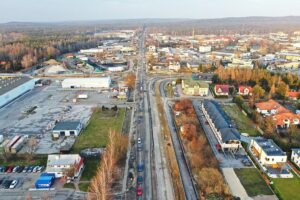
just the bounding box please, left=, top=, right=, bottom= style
left=62, top=77, right=111, bottom=88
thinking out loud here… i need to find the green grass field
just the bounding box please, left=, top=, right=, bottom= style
left=79, top=183, right=90, bottom=192
left=0, top=155, right=47, bottom=166
left=81, top=159, right=100, bottom=181
left=64, top=183, right=75, bottom=189
left=235, top=168, right=273, bottom=197
left=72, top=108, right=125, bottom=153
left=234, top=168, right=273, bottom=197
left=272, top=173, right=300, bottom=200
left=222, top=104, right=261, bottom=136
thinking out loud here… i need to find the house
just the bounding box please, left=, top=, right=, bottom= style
left=250, top=137, right=287, bottom=168
left=46, top=154, right=84, bottom=178
left=202, top=100, right=241, bottom=153
left=288, top=91, right=300, bottom=100
left=291, top=148, right=300, bottom=168
left=214, top=84, right=229, bottom=96
left=199, top=45, right=211, bottom=53
left=272, top=112, right=300, bottom=128
left=255, top=99, right=288, bottom=115
left=168, top=62, right=181, bottom=71
left=238, top=86, right=253, bottom=96
left=182, top=79, right=209, bottom=96
left=52, top=121, right=83, bottom=138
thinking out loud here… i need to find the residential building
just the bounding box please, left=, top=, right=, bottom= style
left=46, top=154, right=84, bottom=178
left=52, top=121, right=83, bottom=138
left=288, top=91, right=300, bottom=100
left=214, top=84, right=229, bottom=96
left=168, top=62, right=181, bottom=71
left=199, top=45, right=212, bottom=53
left=255, top=99, right=288, bottom=115
left=238, top=86, right=253, bottom=96
left=250, top=137, right=287, bottom=168
left=272, top=112, right=300, bottom=128
left=291, top=148, right=300, bottom=168
left=182, top=79, right=209, bottom=96
left=202, top=100, right=241, bottom=153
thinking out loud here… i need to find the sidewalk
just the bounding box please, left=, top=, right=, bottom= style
left=222, top=168, right=251, bottom=200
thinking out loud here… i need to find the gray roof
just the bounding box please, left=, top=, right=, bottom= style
left=220, top=128, right=241, bottom=142
left=0, top=76, right=31, bottom=96
left=292, top=148, right=300, bottom=156
left=53, top=121, right=81, bottom=131
left=254, top=137, right=286, bottom=156
left=203, top=100, right=240, bottom=142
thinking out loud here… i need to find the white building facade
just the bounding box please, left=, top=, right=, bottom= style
left=62, top=77, right=111, bottom=89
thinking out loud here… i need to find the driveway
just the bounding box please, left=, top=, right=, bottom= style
left=222, top=168, right=251, bottom=200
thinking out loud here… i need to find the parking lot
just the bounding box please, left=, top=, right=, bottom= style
left=0, top=80, right=128, bottom=154
left=0, top=172, right=41, bottom=191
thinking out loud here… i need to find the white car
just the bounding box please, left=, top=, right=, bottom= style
left=9, top=180, right=18, bottom=189
left=137, top=137, right=142, bottom=144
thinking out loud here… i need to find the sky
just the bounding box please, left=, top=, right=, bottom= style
left=0, top=0, right=300, bottom=23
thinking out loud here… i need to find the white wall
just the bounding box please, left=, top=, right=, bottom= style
left=0, top=79, right=36, bottom=108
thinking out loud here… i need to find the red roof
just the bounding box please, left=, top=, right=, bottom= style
left=255, top=99, right=289, bottom=114
left=215, top=84, right=229, bottom=94
left=239, top=86, right=253, bottom=94
left=288, top=91, right=300, bottom=98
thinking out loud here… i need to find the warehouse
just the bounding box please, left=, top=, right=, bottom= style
left=52, top=121, right=83, bottom=138
left=61, top=77, right=111, bottom=89
left=0, top=75, right=37, bottom=108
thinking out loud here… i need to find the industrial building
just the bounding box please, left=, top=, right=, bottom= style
left=46, top=154, right=84, bottom=178
left=4, top=135, right=27, bottom=154
left=61, top=77, right=111, bottom=89
left=0, top=74, right=37, bottom=108
left=202, top=100, right=241, bottom=153
left=52, top=121, right=83, bottom=138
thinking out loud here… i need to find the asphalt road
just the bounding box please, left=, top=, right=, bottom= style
left=159, top=80, right=199, bottom=200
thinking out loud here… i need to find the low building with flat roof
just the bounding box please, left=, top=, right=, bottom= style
left=250, top=137, right=287, bottom=168
left=61, top=77, right=111, bottom=89
left=52, top=121, right=83, bottom=138
left=46, top=154, right=84, bottom=178
left=0, top=74, right=37, bottom=108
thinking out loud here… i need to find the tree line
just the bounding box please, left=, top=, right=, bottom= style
left=213, top=67, right=300, bottom=100
left=0, top=33, right=103, bottom=72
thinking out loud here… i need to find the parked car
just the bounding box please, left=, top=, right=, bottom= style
left=137, top=143, right=143, bottom=151
left=17, top=166, right=24, bottom=173
left=136, top=187, right=143, bottom=196
left=6, top=166, right=13, bottom=173
left=27, top=166, right=34, bottom=173
left=0, top=166, right=6, bottom=173
left=137, top=163, right=144, bottom=172
left=9, top=180, right=18, bottom=189
left=33, top=166, right=39, bottom=173
left=137, top=137, right=142, bottom=144
left=2, top=180, right=12, bottom=189
left=137, top=176, right=143, bottom=184
left=37, top=166, right=44, bottom=172
left=22, top=166, right=29, bottom=173
left=12, top=166, right=19, bottom=173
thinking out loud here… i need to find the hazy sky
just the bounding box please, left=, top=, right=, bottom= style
left=1, top=0, right=300, bottom=22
